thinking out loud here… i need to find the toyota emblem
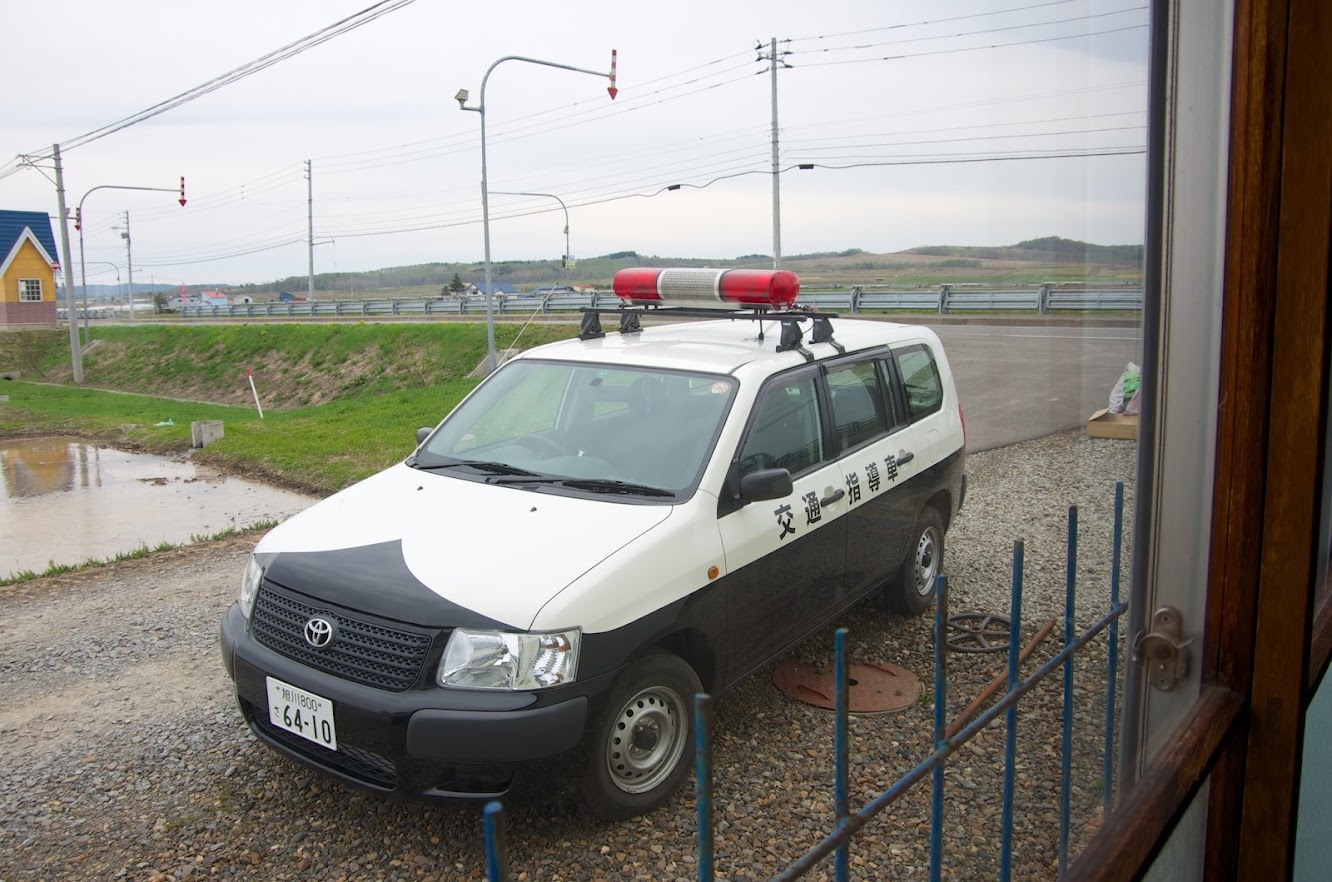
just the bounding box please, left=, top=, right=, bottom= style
left=304, top=617, right=334, bottom=648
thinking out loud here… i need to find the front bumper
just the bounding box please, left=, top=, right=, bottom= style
left=220, top=604, right=607, bottom=803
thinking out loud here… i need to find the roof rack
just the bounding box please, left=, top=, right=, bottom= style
left=577, top=306, right=845, bottom=361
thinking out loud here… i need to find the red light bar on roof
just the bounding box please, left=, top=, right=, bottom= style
left=612, top=267, right=800, bottom=310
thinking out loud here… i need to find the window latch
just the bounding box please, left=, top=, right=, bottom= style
left=1133, top=605, right=1193, bottom=692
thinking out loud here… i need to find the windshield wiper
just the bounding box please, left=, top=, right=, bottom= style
left=556, top=478, right=676, bottom=497
left=411, top=459, right=542, bottom=477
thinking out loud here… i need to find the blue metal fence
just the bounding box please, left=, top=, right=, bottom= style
left=167, top=284, right=1143, bottom=320
left=478, top=482, right=1130, bottom=882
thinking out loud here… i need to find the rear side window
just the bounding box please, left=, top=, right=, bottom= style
left=826, top=360, right=888, bottom=451
left=894, top=344, right=944, bottom=421
left=737, top=373, right=824, bottom=478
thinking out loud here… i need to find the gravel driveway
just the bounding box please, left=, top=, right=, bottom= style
left=0, top=429, right=1135, bottom=882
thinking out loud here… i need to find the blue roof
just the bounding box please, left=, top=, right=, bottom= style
left=0, top=210, right=59, bottom=263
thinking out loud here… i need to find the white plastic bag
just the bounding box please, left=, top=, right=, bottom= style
left=1108, top=362, right=1141, bottom=413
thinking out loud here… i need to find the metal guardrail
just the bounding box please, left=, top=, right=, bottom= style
left=480, top=483, right=1128, bottom=882
left=167, top=284, right=1142, bottom=320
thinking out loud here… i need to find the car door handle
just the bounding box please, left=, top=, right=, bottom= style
left=897, top=450, right=915, bottom=465
left=821, top=489, right=846, bottom=506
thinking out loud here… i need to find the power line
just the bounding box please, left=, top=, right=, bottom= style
left=785, top=0, right=1085, bottom=44
left=0, top=0, right=416, bottom=181
left=788, top=5, right=1147, bottom=58
left=796, top=23, right=1149, bottom=69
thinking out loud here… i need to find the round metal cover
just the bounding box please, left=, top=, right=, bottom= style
left=772, top=659, right=921, bottom=713
left=946, top=612, right=1012, bottom=654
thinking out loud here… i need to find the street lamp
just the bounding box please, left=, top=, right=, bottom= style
left=491, top=191, right=571, bottom=286
left=458, top=51, right=617, bottom=373
left=77, top=180, right=185, bottom=338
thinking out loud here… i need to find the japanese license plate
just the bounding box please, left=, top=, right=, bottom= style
left=265, top=677, right=337, bottom=750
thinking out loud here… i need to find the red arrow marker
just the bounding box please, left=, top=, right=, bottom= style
left=179, top=176, right=187, bottom=207
left=607, top=49, right=618, bottom=100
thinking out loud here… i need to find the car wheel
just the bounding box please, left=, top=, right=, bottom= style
left=580, top=653, right=702, bottom=820
left=886, top=506, right=945, bottom=616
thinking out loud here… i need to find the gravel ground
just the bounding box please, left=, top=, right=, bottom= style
left=0, top=429, right=1135, bottom=882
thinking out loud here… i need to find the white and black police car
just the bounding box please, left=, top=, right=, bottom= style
left=220, top=267, right=967, bottom=819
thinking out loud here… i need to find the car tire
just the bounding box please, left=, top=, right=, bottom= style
left=885, top=506, right=945, bottom=616
left=580, top=653, right=702, bottom=820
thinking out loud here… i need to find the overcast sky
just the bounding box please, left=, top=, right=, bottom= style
left=1, top=0, right=1149, bottom=287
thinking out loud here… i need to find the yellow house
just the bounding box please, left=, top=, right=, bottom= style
left=0, top=209, right=59, bottom=330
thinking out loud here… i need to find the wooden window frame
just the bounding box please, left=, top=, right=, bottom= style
left=1068, top=0, right=1331, bottom=879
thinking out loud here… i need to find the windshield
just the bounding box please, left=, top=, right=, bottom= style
left=417, top=360, right=737, bottom=497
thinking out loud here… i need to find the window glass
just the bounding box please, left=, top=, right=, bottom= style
left=895, top=345, right=943, bottom=421
left=422, top=360, right=735, bottom=493
left=737, top=373, right=824, bottom=478
left=876, top=357, right=909, bottom=431
left=827, top=360, right=888, bottom=451
left=18, top=279, right=41, bottom=302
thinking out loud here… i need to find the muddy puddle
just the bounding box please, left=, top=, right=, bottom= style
left=0, top=437, right=317, bottom=579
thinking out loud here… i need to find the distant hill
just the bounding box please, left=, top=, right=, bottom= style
left=908, top=236, right=1143, bottom=265
left=228, top=237, right=1142, bottom=299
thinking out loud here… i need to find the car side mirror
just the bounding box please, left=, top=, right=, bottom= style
left=416, top=427, right=432, bottom=446
left=738, top=468, right=793, bottom=502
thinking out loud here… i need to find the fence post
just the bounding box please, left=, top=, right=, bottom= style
left=938, top=285, right=951, bottom=315
left=1058, top=506, right=1079, bottom=878
left=483, top=801, right=508, bottom=882
left=930, top=574, right=948, bottom=882
left=1038, top=284, right=1052, bottom=315
left=835, top=628, right=851, bottom=882
left=1104, top=483, right=1124, bottom=815
left=1000, top=541, right=1025, bottom=882
left=695, top=693, right=715, bottom=882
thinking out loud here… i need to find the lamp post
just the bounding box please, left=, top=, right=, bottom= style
left=458, top=51, right=617, bottom=374
left=492, top=191, right=571, bottom=286
left=77, top=181, right=185, bottom=336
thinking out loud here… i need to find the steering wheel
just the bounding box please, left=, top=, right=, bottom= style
left=514, top=434, right=565, bottom=458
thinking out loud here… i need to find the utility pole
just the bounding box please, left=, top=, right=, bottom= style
left=121, top=212, right=134, bottom=321
left=306, top=160, right=315, bottom=302
left=756, top=39, right=790, bottom=269
left=52, top=144, right=84, bottom=383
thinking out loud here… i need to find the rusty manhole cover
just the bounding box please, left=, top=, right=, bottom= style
left=772, top=660, right=921, bottom=713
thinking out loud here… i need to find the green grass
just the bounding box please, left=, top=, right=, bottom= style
left=0, top=323, right=582, bottom=495
left=0, top=377, right=482, bottom=496
left=0, top=520, right=283, bottom=588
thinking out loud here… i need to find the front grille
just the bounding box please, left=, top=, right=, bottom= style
left=251, top=581, right=437, bottom=691
left=248, top=700, right=397, bottom=790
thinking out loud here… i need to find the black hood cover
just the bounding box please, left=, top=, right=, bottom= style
left=263, top=540, right=508, bottom=629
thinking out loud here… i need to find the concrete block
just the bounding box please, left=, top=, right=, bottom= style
left=191, top=420, right=225, bottom=448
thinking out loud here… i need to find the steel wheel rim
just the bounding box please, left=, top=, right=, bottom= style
left=605, top=685, right=688, bottom=794
left=913, top=526, right=940, bottom=597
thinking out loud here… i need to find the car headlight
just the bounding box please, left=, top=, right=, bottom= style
left=239, top=555, right=263, bottom=619
left=438, top=628, right=580, bottom=690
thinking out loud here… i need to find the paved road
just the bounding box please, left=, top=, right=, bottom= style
left=928, top=323, right=1143, bottom=452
